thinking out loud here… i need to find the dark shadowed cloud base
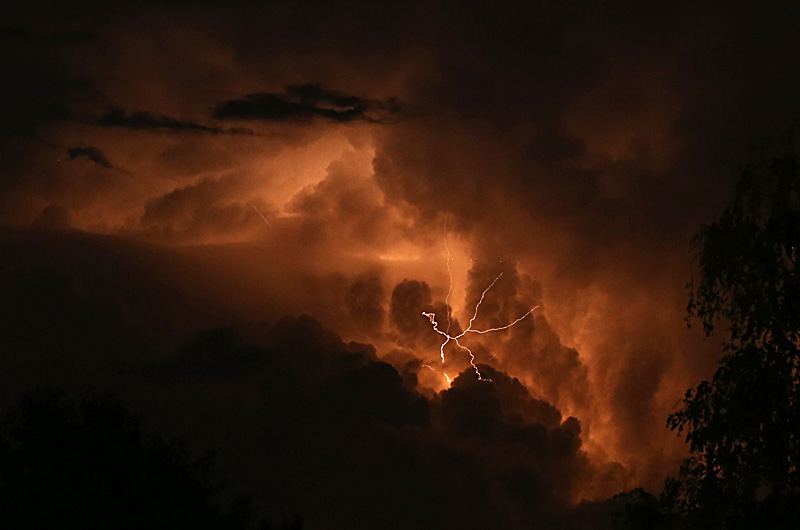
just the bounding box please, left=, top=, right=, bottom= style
left=213, top=84, right=406, bottom=124
left=99, top=108, right=257, bottom=135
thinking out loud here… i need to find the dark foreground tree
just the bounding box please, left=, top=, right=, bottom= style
left=614, top=138, right=800, bottom=529
left=0, top=387, right=301, bottom=530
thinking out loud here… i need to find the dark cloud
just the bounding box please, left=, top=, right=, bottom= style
left=135, top=172, right=269, bottom=242
left=610, top=351, right=668, bottom=454
left=345, top=272, right=385, bottom=334
left=31, top=204, right=73, bottom=231
left=0, top=228, right=223, bottom=368
left=457, top=261, right=593, bottom=416
left=0, top=227, right=615, bottom=529
left=213, top=84, right=406, bottom=124
left=67, top=146, right=114, bottom=168
left=437, top=366, right=565, bottom=437
left=130, top=317, right=612, bottom=530
left=7, top=0, right=800, bottom=521
left=0, top=267, right=146, bottom=406
left=98, top=107, right=256, bottom=135
left=389, top=279, right=438, bottom=346
left=365, top=1, right=793, bottom=487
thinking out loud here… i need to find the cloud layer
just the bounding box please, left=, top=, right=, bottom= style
left=4, top=0, right=800, bottom=525
left=0, top=230, right=614, bottom=528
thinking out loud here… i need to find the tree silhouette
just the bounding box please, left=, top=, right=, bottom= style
left=0, top=387, right=301, bottom=530
left=613, top=138, right=800, bottom=529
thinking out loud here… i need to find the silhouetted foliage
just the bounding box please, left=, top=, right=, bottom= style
left=614, top=137, right=800, bottom=529
left=610, top=488, right=676, bottom=530
left=0, top=387, right=300, bottom=530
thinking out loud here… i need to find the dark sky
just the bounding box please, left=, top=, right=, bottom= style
left=3, top=1, right=800, bottom=528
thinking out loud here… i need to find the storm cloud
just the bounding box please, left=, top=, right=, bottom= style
left=67, top=145, right=114, bottom=168
left=3, top=0, right=800, bottom=527
left=213, top=84, right=406, bottom=124
left=0, top=231, right=612, bottom=528
left=99, top=107, right=256, bottom=135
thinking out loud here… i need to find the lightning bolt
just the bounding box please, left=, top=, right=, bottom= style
left=422, top=221, right=538, bottom=383
left=444, top=217, right=454, bottom=337
left=422, top=364, right=452, bottom=385
left=248, top=202, right=272, bottom=228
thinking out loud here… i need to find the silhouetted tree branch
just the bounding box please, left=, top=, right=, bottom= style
left=613, top=136, right=800, bottom=529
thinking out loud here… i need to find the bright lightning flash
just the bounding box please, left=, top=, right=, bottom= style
left=422, top=222, right=538, bottom=383
left=422, top=364, right=452, bottom=384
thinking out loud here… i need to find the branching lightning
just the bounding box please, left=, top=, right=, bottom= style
left=422, top=363, right=452, bottom=384
left=422, top=220, right=538, bottom=383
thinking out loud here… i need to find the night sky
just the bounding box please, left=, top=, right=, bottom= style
left=3, top=1, right=800, bottom=528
